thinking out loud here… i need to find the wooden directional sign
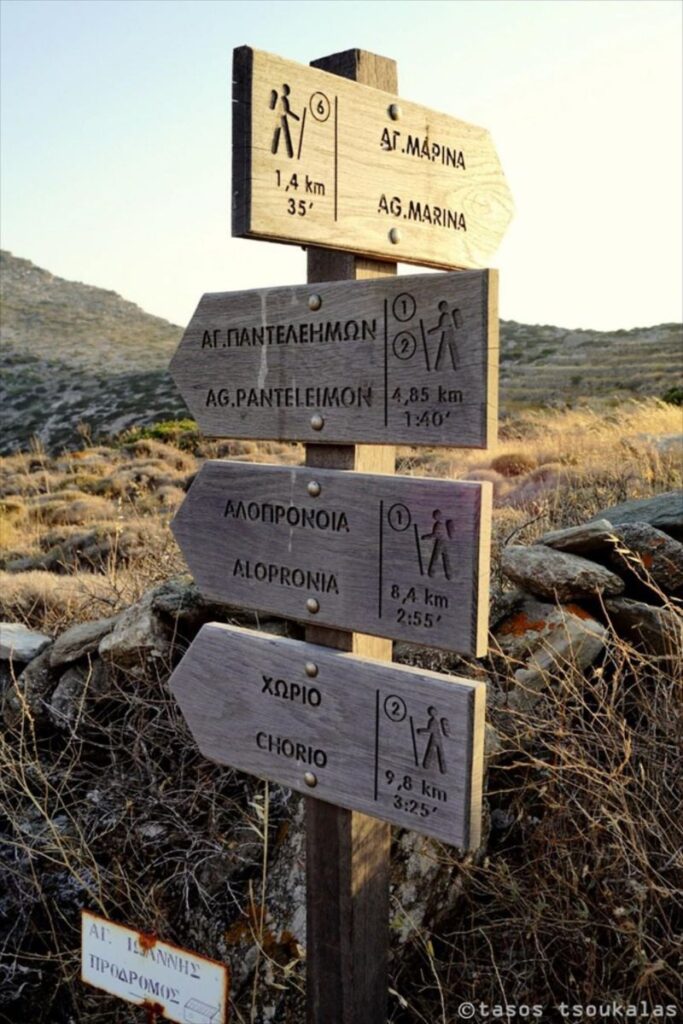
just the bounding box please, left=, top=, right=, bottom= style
left=172, top=461, right=491, bottom=656
left=233, top=47, right=513, bottom=269
left=170, top=270, right=497, bottom=448
left=170, top=624, right=485, bottom=848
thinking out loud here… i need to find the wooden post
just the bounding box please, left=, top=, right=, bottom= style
left=304, top=49, right=397, bottom=1024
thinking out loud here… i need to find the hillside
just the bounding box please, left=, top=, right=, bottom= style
left=0, top=251, right=185, bottom=453
left=1, top=251, right=681, bottom=454
left=500, top=319, right=683, bottom=409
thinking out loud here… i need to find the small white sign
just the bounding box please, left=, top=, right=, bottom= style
left=81, top=911, right=228, bottom=1023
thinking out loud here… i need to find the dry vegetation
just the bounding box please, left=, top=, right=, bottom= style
left=0, top=399, right=681, bottom=1022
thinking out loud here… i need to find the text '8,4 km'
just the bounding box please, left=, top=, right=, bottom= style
left=171, top=461, right=491, bottom=656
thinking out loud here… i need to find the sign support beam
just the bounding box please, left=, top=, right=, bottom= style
left=304, top=48, right=397, bottom=1024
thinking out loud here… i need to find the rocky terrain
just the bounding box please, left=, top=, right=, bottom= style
left=1, top=251, right=681, bottom=454
left=0, top=396, right=681, bottom=1021
left=1, top=485, right=681, bottom=1022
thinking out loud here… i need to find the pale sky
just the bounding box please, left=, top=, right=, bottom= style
left=1, top=0, right=681, bottom=331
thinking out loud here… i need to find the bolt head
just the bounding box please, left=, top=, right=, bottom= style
left=305, top=661, right=319, bottom=678
left=304, top=771, right=318, bottom=788
left=308, top=294, right=322, bottom=311
left=307, top=480, right=321, bottom=497
left=388, top=103, right=401, bottom=121
left=310, top=413, right=324, bottom=431
left=306, top=598, right=320, bottom=614
left=389, top=228, right=401, bottom=244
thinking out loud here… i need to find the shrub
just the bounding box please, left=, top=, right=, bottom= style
left=490, top=451, right=538, bottom=477
left=661, top=385, right=683, bottom=406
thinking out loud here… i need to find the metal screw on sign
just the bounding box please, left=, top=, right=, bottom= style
left=306, top=598, right=320, bottom=614
left=305, top=662, right=319, bottom=678
left=307, top=480, right=321, bottom=497
left=389, top=228, right=401, bottom=244
left=388, top=103, right=401, bottom=120
left=308, top=294, right=322, bottom=311
left=304, top=772, right=318, bottom=788
left=310, top=413, right=324, bottom=431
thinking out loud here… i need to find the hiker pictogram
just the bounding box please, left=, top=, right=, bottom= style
left=270, top=83, right=302, bottom=158
left=426, top=301, right=462, bottom=371
left=416, top=705, right=451, bottom=773
left=419, top=509, right=455, bottom=580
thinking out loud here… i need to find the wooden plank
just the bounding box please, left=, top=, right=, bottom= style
left=170, top=460, right=492, bottom=656
left=302, top=54, right=397, bottom=1021
left=232, top=46, right=513, bottom=270
left=169, top=269, right=498, bottom=448
left=169, top=623, right=485, bottom=849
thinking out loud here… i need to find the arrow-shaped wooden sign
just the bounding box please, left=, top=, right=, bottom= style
left=171, top=461, right=491, bottom=656
left=170, top=623, right=485, bottom=848
left=233, top=47, right=514, bottom=269
left=170, top=270, right=497, bottom=447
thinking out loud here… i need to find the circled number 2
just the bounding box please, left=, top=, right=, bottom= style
left=384, top=694, right=407, bottom=723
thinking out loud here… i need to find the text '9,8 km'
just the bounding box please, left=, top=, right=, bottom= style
left=170, top=624, right=486, bottom=848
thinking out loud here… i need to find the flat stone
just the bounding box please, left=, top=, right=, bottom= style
left=2, top=645, right=55, bottom=728
left=99, top=589, right=170, bottom=673
left=493, top=596, right=607, bottom=712
left=151, top=575, right=287, bottom=634
left=508, top=613, right=607, bottom=712
left=49, top=614, right=120, bottom=668
left=607, top=522, right=683, bottom=594
left=604, top=597, right=682, bottom=657
left=47, top=660, right=109, bottom=730
left=0, top=622, right=51, bottom=664
left=535, top=519, right=615, bottom=555
left=591, top=491, right=683, bottom=539
left=489, top=588, right=525, bottom=630
left=501, top=545, right=624, bottom=602
left=151, top=575, right=229, bottom=628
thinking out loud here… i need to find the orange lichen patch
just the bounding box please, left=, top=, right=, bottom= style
left=640, top=552, right=654, bottom=568
left=224, top=918, right=251, bottom=945
left=565, top=603, right=594, bottom=621
left=142, top=999, right=165, bottom=1024
left=498, top=612, right=549, bottom=637
left=138, top=930, right=158, bottom=952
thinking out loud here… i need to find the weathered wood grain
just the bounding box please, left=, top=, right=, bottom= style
left=169, top=270, right=498, bottom=448
left=170, top=461, right=492, bottom=656
left=232, top=46, right=513, bottom=270
left=169, top=623, right=485, bottom=849
left=302, top=51, right=398, bottom=1024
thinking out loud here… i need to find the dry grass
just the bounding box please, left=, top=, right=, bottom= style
left=0, top=400, right=681, bottom=1022
left=389, top=634, right=682, bottom=1020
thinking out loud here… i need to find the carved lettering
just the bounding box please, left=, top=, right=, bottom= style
left=224, top=499, right=350, bottom=532
left=233, top=559, right=339, bottom=594
left=256, top=731, right=327, bottom=767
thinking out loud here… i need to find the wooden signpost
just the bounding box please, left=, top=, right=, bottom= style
left=233, top=47, right=513, bottom=269
left=169, top=269, right=498, bottom=447
left=170, top=624, right=485, bottom=849
left=158, top=44, right=510, bottom=1024
left=171, top=461, right=491, bottom=655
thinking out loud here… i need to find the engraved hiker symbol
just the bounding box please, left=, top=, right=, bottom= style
left=389, top=292, right=463, bottom=372
left=415, top=509, right=455, bottom=580
left=424, top=300, right=462, bottom=371
left=269, top=83, right=306, bottom=159
left=416, top=705, right=451, bottom=774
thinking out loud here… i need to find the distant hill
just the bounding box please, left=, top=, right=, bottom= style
left=500, top=319, right=682, bottom=410
left=1, top=251, right=680, bottom=453
left=0, top=251, right=185, bottom=453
